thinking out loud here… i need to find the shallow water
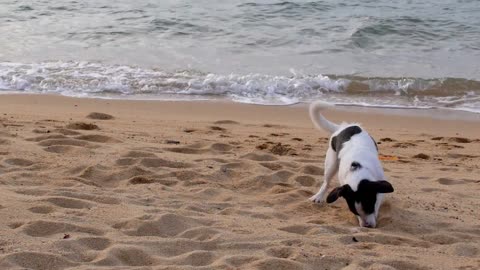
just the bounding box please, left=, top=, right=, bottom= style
left=1, top=0, right=479, bottom=111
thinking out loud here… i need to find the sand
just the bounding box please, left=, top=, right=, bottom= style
left=0, top=94, right=479, bottom=270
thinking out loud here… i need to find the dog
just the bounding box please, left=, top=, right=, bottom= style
left=308, top=101, right=394, bottom=228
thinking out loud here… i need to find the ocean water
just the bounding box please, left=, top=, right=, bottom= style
left=1, top=0, right=480, bottom=112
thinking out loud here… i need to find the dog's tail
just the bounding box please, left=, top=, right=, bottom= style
left=309, top=101, right=339, bottom=134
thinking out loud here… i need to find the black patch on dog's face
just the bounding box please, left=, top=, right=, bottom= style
left=326, top=180, right=394, bottom=216
left=331, top=126, right=362, bottom=152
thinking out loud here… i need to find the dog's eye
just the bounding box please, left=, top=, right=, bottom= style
left=350, top=162, right=362, bottom=171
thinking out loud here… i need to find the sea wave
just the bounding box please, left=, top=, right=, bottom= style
left=1, top=61, right=479, bottom=112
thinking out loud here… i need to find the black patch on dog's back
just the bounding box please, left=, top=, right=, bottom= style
left=331, top=126, right=362, bottom=152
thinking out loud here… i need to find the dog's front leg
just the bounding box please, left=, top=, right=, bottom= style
left=310, top=147, right=338, bottom=204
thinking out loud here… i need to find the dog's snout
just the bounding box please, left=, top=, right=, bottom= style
left=363, top=222, right=374, bottom=228
left=360, top=218, right=376, bottom=228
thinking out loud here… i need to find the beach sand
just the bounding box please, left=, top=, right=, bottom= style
left=0, top=94, right=478, bottom=270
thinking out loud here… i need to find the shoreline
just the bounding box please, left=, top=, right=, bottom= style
left=3, top=92, right=480, bottom=119
left=1, top=93, right=479, bottom=136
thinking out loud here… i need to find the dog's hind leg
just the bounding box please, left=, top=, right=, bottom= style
left=309, top=147, right=338, bottom=204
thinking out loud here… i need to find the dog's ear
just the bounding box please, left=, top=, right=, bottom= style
left=373, top=180, right=394, bottom=193
left=326, top=185, right=348, bottom=203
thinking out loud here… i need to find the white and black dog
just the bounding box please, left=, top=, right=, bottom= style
left=308, top=101, right=394, bottom=228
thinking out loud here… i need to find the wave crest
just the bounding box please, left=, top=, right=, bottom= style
left=1, top=61, right=479, bottom=112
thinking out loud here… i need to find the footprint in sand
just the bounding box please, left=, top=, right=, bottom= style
left=269, top=133, right=289, bottom=137
left=128, top=175, right=177, bottom=186
left=300, top=165, right=324, bottom=175
left=448, top=137, right=472, bottom=143
left=164, top=147, right=208, bottom=155
left=0, top=252, right=78, bottom=269
left=123, top=150, right=157, bottom=158
left=294, top=175, right=316, bottom=187
left=31, top=134, right=95, bottom=155
left=254, top=170, right=294, bottom=189
left=265, top=247, right=294, bottom=259
left=86, top=112, right=114, bottom=120
left=257, top=143, right=296, bottom=156
left=438, top=167, right=459, bottom=172
left=43, top=145, right=92, bottom=155
left=183, top=128, right=196, bottom=133
left=350, top=233, right=430, bottom=248
left=140, top=158, right=193, bottom=169
left=278, top=224, right=316, bottom=235
left=8, top=221, right=24, bottom=229
left=43, top=196, right=94, bottom=209
left=53, top=191, right=121, bottom=205
left=55, top=236, right=112, bottom=263
left=242, top=152, right=278, bottom=161
left=3, top=158, right=34, bottom=167
left=75, top=134, right=121, bottom=143
left=378, top=259, right=430, bottom=270
left=116, top=158, right=138, bottom=166
left=0, top=138, right=10, bottom=145
left=164, top=142, right=234, bottom=155
left=178, top=227, right=220, bottom=241
left=76, top=164, right=154, bottom=187
left=26, top=134, right=68, bottom=142
left=128, top=176, right=155, bottom=185
left=209, top=126, right=227, bottom=131
left=210, top=143, right=234, bottom=152
left=76, top=237, right=112, bottom=251
left=436, top=178, right=465, bottom=185
left=38, top=139, right=91, bottom=147
left=17, top=220, right=103, bottom=237
left=413, top=153, right=430, bottom=160
left=446, top=243, right=479, bottom=257
left=114, top=213, right=212, bottom=237
left=420, top=187, right=444, bottom=193
left=164, top=143, right=235, bottom=155
left=252, top=258, right=303, bottom=270
left=66, top=122, right=99, bottom=130
left=223, top=255, right=260, bottom=268
left=263, top=124, right=284, bottom=128
left=214, top=120, right=239, bottom=125
left=422, top=233, right=460, bottom=245
left=392, top=142, right=417, bottom=148
left=53, top=128, right=82, bottom=135
left=435, top=142, right=465, bottom=149
left=447, top=153, right=478, bottom=159
left=170, top=250, right=218, bottom=267
left=94, top=246, right=156, bottom=266
left=28, top=205, right=55, bottom=214
left=259, top=162, right=283, bottom=171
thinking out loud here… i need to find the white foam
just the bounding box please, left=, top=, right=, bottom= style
left=0, top=61, right=479, bottom=113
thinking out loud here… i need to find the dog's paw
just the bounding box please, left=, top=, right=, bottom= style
left=309, top=195, right=325, bottom=204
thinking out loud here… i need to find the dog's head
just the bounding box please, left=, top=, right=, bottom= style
left=326, top=179, right=394, bottom=228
